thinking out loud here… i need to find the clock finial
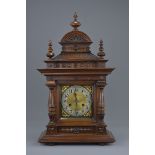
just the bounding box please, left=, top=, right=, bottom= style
left=46, top=40, right=54, bottom=59
left=97, top=39, right=105, bottom=59
left=73, top=12, right=78, bottom=21
left=70, top=12, right=81, bottom=30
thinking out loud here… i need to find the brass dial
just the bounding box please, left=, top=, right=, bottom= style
left=61, top=85, right=92, bottom=117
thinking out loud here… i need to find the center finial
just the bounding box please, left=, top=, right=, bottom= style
left=73, top=12, right=78, bottom=21
left=70, top=12, right=81, bottom=30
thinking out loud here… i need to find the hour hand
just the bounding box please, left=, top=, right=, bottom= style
left=74, top=93, right=77, bottom=104
left=74, top=89, right=77, bottom=101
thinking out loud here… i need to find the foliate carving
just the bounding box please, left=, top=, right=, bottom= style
left=54, top=63, right=59, bottom=68
left=96, top=81, right=106, bottom=87
left=62, top=46, right=89, bottom=52
left=69, top=35, right=84, bottom=42
left=76, top=62, right=96, bottom=68
left=96, top=126, right=107, bottom=134
left=72, top=128, right=80, bottom=134
left=48, top=112, right=56, bottom=122
left=47, top=62, right=97, bottom=68
left=46, top=49, right=100, bottom=63
left=59, top=52, right=95, bottom=59
left=46, top=125, right=106, bottom=135
left=58, top=126, right=95, bottom=134
left=46, top=75, right=105, bottom=81
left=46, top=125, right=57, bottom=135
left=47, top=63, right=53, bottom=68
left=60, top=31, right=92, bottom=43
left=62, top=63, right=72, bottom=68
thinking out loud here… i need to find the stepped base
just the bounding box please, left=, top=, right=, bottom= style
left=39, top=130, right=115, bottom=144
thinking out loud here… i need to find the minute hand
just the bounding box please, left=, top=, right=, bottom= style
left=74, top=91, right=78, bottom=115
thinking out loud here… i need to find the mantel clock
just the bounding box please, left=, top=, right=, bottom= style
left=38, top=13, right=115, bottom=144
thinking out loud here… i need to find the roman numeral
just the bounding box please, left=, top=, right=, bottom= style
left=65, top=94, right=69, bottom=98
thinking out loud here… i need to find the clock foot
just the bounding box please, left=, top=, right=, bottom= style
left=98, top=143, right=105, bottom=145
left=46, top=143, right=56, bottom=146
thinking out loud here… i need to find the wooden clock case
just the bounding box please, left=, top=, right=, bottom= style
left=38, top=13, right=115, bottom=144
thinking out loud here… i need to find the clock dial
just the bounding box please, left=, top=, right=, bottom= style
left=61, top=85, right=92, bottom=117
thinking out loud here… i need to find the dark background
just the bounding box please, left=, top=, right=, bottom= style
left=27, top=0, right=128, bottom=154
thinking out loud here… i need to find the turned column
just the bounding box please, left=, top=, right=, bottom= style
left=96, top=81, right=107, bottom=133
left=96, top=81, right=106, bottom=122
left=46, top=81, right=56, bottom=124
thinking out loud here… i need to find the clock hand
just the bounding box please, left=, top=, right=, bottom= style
left=74, top=89, right=78, bottom=116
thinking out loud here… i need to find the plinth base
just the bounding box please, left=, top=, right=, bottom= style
left=38, top=130, right=115, bottom=144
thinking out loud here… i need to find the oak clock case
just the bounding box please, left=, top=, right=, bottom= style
left=38, top=13, right=115, bottom=144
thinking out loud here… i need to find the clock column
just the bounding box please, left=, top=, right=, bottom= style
left=96, top=81, right=107, bottom=134
left=46, top=81, right=57, bottom=134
